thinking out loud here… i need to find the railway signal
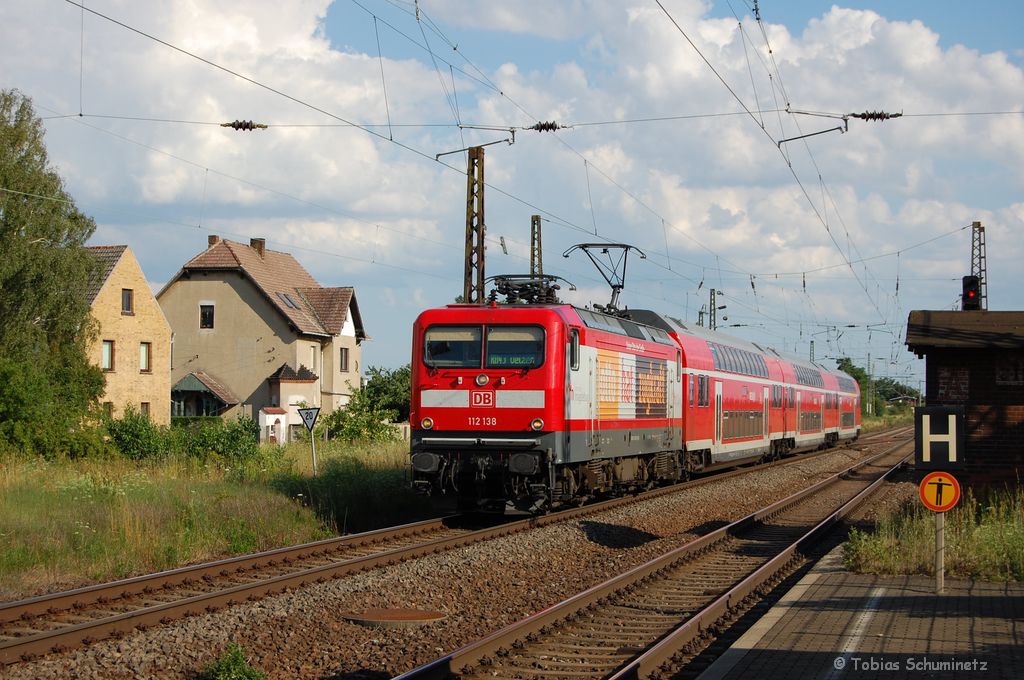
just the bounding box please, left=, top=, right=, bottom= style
left=962, top=275, right=981, bottom=310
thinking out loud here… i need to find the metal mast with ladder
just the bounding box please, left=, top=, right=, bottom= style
left=463, top=146, right=486, bottom=303
left=970, top=221, right=988, bottom=310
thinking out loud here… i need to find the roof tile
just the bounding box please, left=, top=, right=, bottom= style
left=84, top=245, right=127, bottom=305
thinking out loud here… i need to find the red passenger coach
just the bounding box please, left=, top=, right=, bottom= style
left=410, top=299, right=861, bottom=514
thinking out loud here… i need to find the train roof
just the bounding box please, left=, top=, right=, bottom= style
left=625, top=308, right=848, bottom=378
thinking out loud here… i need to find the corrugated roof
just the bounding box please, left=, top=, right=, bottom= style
left=906, top=310, right=1024, bottom=353
left=84, top=245, right=127, bottom=305
left=178, top=238, right=361, bottom=338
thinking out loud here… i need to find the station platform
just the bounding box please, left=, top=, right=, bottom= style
left=698, top=546, right=1024, bottom=679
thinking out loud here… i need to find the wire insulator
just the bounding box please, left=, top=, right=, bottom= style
left=849, top=110, right=902, bottom=122
left=529, top=121, right=560, bottom=132
left=221, top=120, right=267, bottom=131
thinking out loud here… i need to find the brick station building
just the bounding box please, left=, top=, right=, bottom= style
left=906, top=310, right=1024, bottom=483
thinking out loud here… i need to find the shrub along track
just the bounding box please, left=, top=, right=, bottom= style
left=397, top=441, right=911, bottom=680
left=0, top=426, right=907, bottom=667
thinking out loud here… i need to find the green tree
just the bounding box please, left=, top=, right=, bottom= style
left=363, top=364, right=411, bottom=422
left=836, top=357, right=885, bottom=417
left=873, top=376, right=919, bottom=403
left=0, top=89, right=104, bottom=455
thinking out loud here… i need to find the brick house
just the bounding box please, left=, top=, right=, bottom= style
left=86, top=245, right=172, bottom=424
left=157, top=236, right=367, bottom=442
left=906, top=310, right=1024, bottom=482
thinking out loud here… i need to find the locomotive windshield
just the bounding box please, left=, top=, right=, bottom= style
left=423, top=325, right=545, bottom=369
left=486, top=326, right=544, bottom=368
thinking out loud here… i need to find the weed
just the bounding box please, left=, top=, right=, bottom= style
left=199, top=643, right=266, bottom=680
left=844, top=487, right=1024, bottom=580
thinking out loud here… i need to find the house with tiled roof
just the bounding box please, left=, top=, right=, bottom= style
left=86, top=245, right=172, bottom=424
left=157, top=236, right=367, bottom=441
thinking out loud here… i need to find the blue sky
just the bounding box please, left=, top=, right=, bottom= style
left=3, top=0, right=1023, bottom=389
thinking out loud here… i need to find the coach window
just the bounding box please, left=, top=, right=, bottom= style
left=423, top=326, right=482, bottom=368
left=569, top=329, right=580, bottom=371
left=486, top=326, right=545, bottom=369
left=688, top=375, right=694, bottom=407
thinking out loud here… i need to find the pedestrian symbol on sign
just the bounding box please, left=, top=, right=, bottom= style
left=919, top=471, right=961, bottom=513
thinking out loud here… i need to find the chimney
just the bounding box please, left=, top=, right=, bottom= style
left=208, top=235, right=220, bottom=247
left=250, top=237, right=266, bottom=258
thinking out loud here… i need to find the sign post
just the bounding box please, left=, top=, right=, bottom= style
left=918, top=471, right=961, bottom=594
left=297, top=407, right=321, bottom=476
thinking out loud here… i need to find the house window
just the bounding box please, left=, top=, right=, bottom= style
left=200, top=304, right=214, bottom=329
left=310, top=345, right=318, bottom=373
left=140, top=402, right=150, bottom=418
left=139, top=342, right=152, bottom=373
left=339, top=347, right=349, bottom=372
left=121, top=288, right=134, bottom=315
left=101, top=340, right=115, bottom=371
left=103, top=402, right=113, bottom=418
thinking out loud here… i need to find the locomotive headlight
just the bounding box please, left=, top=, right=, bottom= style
left=420, top=417, right=434, bottom=430
left=530, top=418, right=545, bottom=431
left=475, top=373, right=489, bottom=386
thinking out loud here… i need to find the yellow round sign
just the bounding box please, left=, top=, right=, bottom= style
left=919, top=471, right=961, bottom=513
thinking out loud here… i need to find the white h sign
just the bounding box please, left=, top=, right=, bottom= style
left=920, top=414, right=958, bottom=463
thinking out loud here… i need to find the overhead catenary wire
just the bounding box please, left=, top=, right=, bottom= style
left=46, top=1, right=941, bottom=370
left=56, top=0, right=992, bottom=341
left=655, top=0, right=891, bottom=329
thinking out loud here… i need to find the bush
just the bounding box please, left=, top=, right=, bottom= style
left=318, top=386, right=399, bottom=443
left=105, top=404, right=161, bottom=460
left=102, top=412, right=261, bottom=462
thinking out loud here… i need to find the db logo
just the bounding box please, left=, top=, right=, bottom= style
left=471, top=391, right=495, bottom=407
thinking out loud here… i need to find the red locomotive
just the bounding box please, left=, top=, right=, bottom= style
left=410, top=259, right=861, bottom=513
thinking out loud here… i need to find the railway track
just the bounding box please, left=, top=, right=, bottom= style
left=397, top=438, right=912, bottom=680
left=0, top=426, right=906, bottom=666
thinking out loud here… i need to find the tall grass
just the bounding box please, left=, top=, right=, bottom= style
left=0, top=437, right=436, bottom=598
left=844, top=486, right=1024, bottom=581
left=861, top=410, right=914, bottom=433
left=272, top=438, right=434, bottom=534
left=0, top=454, right=331, bottom=599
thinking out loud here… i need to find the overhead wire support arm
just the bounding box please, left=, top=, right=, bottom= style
left=435, top=136, right=512, bottom=160
left=779, top=108, right=903, bottom=147
left=777, top=124, right=845, bottom=148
